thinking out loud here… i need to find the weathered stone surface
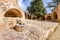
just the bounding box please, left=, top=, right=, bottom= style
left=0, top=29, right=38, bottom=40
left=0, top=0, right=18, bottom=6
left=0, top=17, right=16, bottom=32
left=47, top=25, right=60, bottom=40
left=0, top=2, right=25, bottom=18
left=0, top=17, right=59, bottom=40
left=13, top=25, right=27, bottom=32
left=23, top=19, right=59, bottom=40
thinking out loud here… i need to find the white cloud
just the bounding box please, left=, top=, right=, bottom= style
left=18, top=0, right=27, bottom=11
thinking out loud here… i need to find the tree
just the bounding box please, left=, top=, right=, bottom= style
left=27, top=0, right=46, bottom=19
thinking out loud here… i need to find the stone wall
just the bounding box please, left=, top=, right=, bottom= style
left=45, top=13, right=52, bottom=20
left=52, top=4, right=60, bottom=22
left=0, top=0, right=18, bottom=6
left=45, top=3, right=60, bottom=22
left=0, top=0, right=25, bottom=19
left=25, top=13, right=37, bottom=20
left=0, top=17, right=59, bottom=40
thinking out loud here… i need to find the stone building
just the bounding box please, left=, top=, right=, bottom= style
left=25, top=12, right=37, bottom=20
left=51, top=4, right=59, bottom=22
left=0, top=0, right=25, bottom=19
left=45, top=13, right=52, bottom=20
left=45, top=3, right=60, bottom=22
left=0, top=0, right=38, bottom=20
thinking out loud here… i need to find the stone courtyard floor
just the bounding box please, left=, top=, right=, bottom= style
left=0, top=17, right=60, bottom=40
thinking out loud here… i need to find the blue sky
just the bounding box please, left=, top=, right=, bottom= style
left=42, top=0, right=53, bottom=13
left=18, top=0, right=31, bottom=11
left=18, top=0, right=53, bottom=13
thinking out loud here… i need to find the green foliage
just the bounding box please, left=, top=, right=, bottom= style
left=27, top=0, right=45, bottom=18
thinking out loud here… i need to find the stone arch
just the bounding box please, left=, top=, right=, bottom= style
left=47, top=16, right=51, bottom=20
left=53, top=12, right=57, bottom=19
left=28, top=14, right=29, bottom=19
left=4, top=8, right=23, bottom=18
left=33, top=17, right=35, bottom=20
left=29, top=15, right=31, bottom=19
left=25, top=13, right=26, bottom=18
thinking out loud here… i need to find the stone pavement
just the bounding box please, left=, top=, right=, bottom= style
left=0, top=17, right=59, bottom=40
left=24, top=19, right=59, bottom=40
left=47, top=25, right=60, bottom=40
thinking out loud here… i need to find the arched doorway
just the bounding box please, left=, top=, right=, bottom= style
left=47, top=16, right=51, bottom=20
left=33, top=17, right=35, bottom=20
left=53, top=12, right=57, bottom=19
left=4, top=8, right=22, bottom=18
left=29, top=15, right=31, bottom=19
